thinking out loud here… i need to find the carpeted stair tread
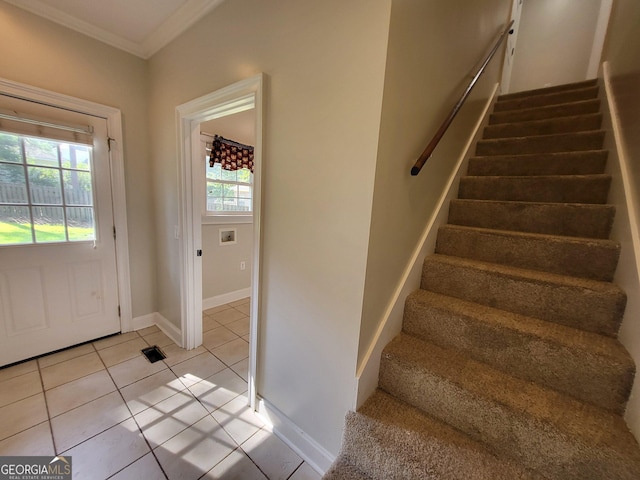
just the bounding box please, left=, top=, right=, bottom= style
left=493, top=86, right=598, bottom=112
left=421, top=254, right=626, bottom=336
left=458, top=174, right=611, bottom=204
left=483, top=113, right=602, bottom=139
left=435, top=224, right=620, bottom=281
left=403, top=289, right=634, bottom=413
left=379, top=334, right=640, bottom=480
left=476, top=131, right=604, bottom=155
left=497, top=79, right=597, bottom=101
left=490, top=99, right=601, bottom=124
left=336, top=390, right=542, bottom=480
left=467, top=150, right=607, bottom=176
left=326, top=79, right=640, bottom=480
left=448, top=199, right=615, bottom=238
left=322, top=457, right=371, bottom=480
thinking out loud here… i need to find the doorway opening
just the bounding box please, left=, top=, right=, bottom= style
left=176, top=74, right=264, bottom=409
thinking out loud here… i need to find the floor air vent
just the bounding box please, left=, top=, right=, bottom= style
left=141, top=345, right=166, bottom=363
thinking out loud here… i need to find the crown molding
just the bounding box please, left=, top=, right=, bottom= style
left=142, top=0, right=226, bottom=58
left=4, top=0, right=225, bottom=59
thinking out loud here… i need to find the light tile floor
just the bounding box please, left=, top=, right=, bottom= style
left=0, top=298, right=321, bottom=480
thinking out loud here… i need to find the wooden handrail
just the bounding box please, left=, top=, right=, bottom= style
left=411, top=20, right=514, bottom=176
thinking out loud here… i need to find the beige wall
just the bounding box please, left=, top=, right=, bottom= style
left=601, top=0, right=640, bottom=440
left=202, top=223, right=252, bottom=300
left=359, top=0, right=511, bottom=365
left=0, top=2, right=155, bottom=318
left=148, top=0, right=392, bottom=454
left=510, top=0, right=602, bottom=92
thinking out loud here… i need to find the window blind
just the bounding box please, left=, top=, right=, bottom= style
left=0, top=108, right=93, bottom=146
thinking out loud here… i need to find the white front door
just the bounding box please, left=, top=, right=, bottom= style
left=501, top=0, right=524, bottom=94
left=0, top=95, right=120, bottom=366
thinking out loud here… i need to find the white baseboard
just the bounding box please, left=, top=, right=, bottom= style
left=202, top=287, right=251, bottom=310
left=154, top=312, right=183, bottom=347
left=132, top=313, right=156, bottom=331
left=131, top=312, right=182, bottom=347
left=354, top=83, right=500, bottom=409
left=257, top=397, right=334, bottom=475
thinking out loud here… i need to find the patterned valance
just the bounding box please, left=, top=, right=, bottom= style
left=209, top=135, right=254, bottom=173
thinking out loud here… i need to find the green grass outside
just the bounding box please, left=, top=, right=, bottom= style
left=0, top=221, right=94, bottom=244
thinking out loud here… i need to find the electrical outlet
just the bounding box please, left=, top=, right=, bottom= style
left=240, top=261, right=246, bottom=270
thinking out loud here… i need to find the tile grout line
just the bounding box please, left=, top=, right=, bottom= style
left=35, top=356, right=58, bottom=455
left=176, top=313, right=262, bottom=479
left=96, top=331, right=170, bottom=480
left=286, top=460, right=306, bottom=480
left=209, top=301, right=309, bottom=479
left=2, top=300, right=254, bottom=478
left=52, top=341, right=136, bottom=454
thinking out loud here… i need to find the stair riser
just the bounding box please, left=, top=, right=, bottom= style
left=448, top=200, right=614, bottom=239
left=483, top=114, right=602, bottom=139
left=476, top=132, right=604, bottom=156
left=340, top=409, right=538, bottom=480
left=498, top=79, right=597, bottom=101
left=467, top=151, right=607, bottom=176
left=379, top=353, right=636, bottom=479
left=421, top=258, right=626, bottom=336
left=490, top=100, right=601, bottom=124
left=435, top=226, right=619, bottom=281
left=494, top=87, right=598, bottom=112
left=341, top=413, right=461, bottom=480
left=403, top=295, right=633, bottom=413
left=340, top=412, right=429, bottom=480
left=458, top=176, right=611, bottom=204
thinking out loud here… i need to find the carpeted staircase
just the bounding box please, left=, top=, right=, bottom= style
left=324, top=79, right=640, bottom=479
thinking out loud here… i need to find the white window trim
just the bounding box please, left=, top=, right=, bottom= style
left=202, top=215, right=253, bottom=225
left=0, top=77, right=132, bottom=332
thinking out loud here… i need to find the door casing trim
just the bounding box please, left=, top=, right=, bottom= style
left=176, top=73, right=264, bottom=409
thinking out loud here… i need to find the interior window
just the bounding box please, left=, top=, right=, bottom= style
left=205, top=160, right=253, bottom=216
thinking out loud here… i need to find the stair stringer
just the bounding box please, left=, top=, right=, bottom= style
left=354, top=83, right=500, bottom=409
left=602, top=63, right=640, bottom=442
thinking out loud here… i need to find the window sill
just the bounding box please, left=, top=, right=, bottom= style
left=202, top=215, right=253, bottom=225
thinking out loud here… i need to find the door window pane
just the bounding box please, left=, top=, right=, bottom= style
left=0, top=133, right=22, bottom=163
left=33, top=207, right=65, bottom=243
left=25, top=138, right=59, bottom=167
left=28, top=167, right=62, bottom=205
left=66, top=207, right=95, bottom=241
left=0, top=205, right=32, bottom=245
left=0, top=164, right=28, bottom=203
left=0, top=133, right=96, bottom=245
left=63, top=171, right=93, bottom=205
left=60, top=144, right=91, bottom=170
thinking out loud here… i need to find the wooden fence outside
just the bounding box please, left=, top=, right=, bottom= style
left=0, top=183, right=93, bottom=225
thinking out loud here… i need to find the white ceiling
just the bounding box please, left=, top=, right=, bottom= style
left=4, top=0, right=226, bottom=59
